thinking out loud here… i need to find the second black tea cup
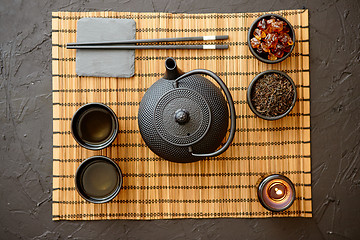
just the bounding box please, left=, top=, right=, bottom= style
left=75, top=156, right=123, bottom=203
left=71, top=103, right=119, bottom=150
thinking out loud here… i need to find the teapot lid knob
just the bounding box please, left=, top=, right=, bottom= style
left=174, top=109, right=190, bottom=124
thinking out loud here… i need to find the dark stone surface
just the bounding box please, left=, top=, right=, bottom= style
left=0, top=0, right=359, bottom=239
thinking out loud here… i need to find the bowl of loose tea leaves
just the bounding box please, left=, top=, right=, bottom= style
left=248, top=14, right=295, bottom=63
left=247, top=70, right=296, bottom=120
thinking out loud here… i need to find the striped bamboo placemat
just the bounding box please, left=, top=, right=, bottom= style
left=52, top=9, right=311, bottom=220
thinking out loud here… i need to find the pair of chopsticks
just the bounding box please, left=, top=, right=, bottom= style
left=66, top=35, right=229, bottom=50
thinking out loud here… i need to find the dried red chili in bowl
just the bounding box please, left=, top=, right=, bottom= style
left=248, top=14, right=295, bottom=63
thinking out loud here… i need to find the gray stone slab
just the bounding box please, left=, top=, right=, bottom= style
left=75, top=18, right=136, bottom=78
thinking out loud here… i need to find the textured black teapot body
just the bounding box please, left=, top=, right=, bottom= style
left=138, top=58, right=236, bottom=163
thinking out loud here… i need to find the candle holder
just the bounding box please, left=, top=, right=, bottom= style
left=257, top=174, right=295, bottom=212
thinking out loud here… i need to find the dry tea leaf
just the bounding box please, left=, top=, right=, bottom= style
left=251, top=73, right=295, bottom=117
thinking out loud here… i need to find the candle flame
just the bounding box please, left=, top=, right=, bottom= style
left=275, top=188, right=283, bottom=195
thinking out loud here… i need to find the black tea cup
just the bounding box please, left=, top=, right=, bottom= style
left=75, top=156, right=123, bottom=203
left=71, top=103, right=118, bottom=150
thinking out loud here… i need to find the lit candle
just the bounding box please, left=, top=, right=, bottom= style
left=268, top=182, right=286, bottom=200
left=257, top=174, right=295, bottom=212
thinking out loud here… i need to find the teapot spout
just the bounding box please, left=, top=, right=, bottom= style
left=163, top=57, right=184, bottom=80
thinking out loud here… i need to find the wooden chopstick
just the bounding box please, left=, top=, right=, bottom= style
left=66, top=35, right=229, bottom=47
left=66, top=44, right=228, bottom=50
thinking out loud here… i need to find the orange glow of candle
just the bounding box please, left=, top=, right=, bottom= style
left=257, top=174, right=295, bottom=212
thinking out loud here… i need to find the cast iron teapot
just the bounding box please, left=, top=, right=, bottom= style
left=138, top=58, right=236, bottom=163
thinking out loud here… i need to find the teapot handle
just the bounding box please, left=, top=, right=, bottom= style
left=174, top=69, right=236, bottom=158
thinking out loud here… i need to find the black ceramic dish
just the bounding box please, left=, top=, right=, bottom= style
left=257, top=174, right=296, bottom=212
left=75, top=156, right=123, bottom=203
left=247, top=70, right=297, bottom=120
left=71, top=103, right=119, bottom=150
left=247, top=14, right=295, bottom=64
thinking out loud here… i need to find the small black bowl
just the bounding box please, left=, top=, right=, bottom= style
left=247, top=70, right=296, bottom=120
left=75, top=156, right=123, bottom=203
left=248, top=14, right=295, bottom=64
left=71, top=103, right=119, bottom=150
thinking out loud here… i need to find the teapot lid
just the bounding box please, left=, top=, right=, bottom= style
left=154, top=88, right=211, bottom=146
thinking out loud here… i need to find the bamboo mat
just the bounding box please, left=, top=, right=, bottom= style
left=52, top=9, right=311, bottom=220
